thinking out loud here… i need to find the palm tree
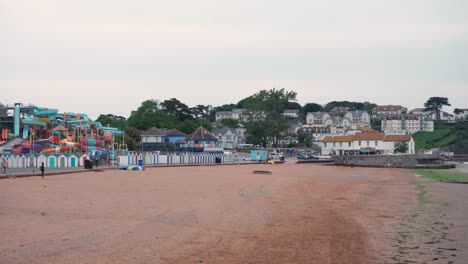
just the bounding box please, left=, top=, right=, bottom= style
left=424, top=97, right=451, bottom=121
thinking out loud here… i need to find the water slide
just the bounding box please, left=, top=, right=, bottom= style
left=41, top=146, right=73, bottom=154
left=22, top=121, right=47, bottom=139
left=41, top=135, right=81, bottom=154
left=92, top=122, right=123, bottom=135
left=0, top=137, right=23, bottom=154
left=34, top=106, right=58, bottom=118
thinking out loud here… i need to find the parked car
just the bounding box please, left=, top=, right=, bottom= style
left=241, top=156, right=251, bottom=161
left=308, top=155, right=319, bottom=160
left=269, top=152, right=285, bottom=161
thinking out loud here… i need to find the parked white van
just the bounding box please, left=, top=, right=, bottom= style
left=269, top=151, right=285, bottom=161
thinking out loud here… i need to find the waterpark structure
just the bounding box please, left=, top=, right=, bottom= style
left=0, top=103, right=124, bottom=160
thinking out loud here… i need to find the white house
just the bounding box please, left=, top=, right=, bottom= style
left=344, top=111, right=371, bottom=126
left=306, top=112, right=331, bottom=127
left=410, top=108, right=456, bottom=122
left=306, top=110, right=370, bottom=129
left=455, top=109, right=468, bottom=121
left=231, top=109, right=246, bottom=119
left=381, top=114, right=434, bottom=134
left=215, top=109, right=245, bottom=121
left=383, top=135, right=415, bottom=154
left=215, top=111, right=233, bottom=121
left=320, top=132, right=415, bottom=155
left=212, top=127, right=246, bottom=149
left=427, top=111, right=455, bottom=122
left=283, top=109, right=300, bottom=119
left=141, top=127, right=165, bottom=143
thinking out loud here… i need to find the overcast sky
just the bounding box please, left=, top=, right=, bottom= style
left=2, top=0, right=467, bottom=119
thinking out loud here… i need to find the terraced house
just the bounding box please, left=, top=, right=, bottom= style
left=381, top=114, right=434, bottom=135
left=305, top=110, right=370, bottom=129
left=372, top=105, right=407, bottom=119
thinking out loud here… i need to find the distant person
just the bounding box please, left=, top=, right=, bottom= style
left=1, top=157, right=6, bottom=175
left=2, top=157, right=15, bottom=179
left=40, top=162, right=45, bottom=179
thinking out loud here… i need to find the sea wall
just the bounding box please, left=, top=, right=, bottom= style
left=333, top=153, right=443, bottom=167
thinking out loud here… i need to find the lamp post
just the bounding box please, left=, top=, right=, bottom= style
left=30, top=128, right=35, bottom=172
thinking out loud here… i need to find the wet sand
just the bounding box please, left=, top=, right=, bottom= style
left=0, top=163, right=466, bottom=263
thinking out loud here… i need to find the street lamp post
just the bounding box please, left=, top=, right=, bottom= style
left=30, top=128, right=35, bottom=172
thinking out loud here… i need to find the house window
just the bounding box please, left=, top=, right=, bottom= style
left=375, top=141, right=378, bottom=146
left=348, top=142, right=351, bottom=147
left=339, top=142, right=342, bottom=147
left=324, top=142, right=327, bottom=147
left=226, top=135, right=232, bottom=140
left=218, top=136, right=222, bottom=140
left=367, top=141, right=369, bottom=146
left=333, top=142, right=336, bottom=147
left=358, top=141, right=361, bottom=146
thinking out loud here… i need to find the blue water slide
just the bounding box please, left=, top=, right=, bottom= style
left=91, top=121, right=103, bottom=128
left=22, top=117, right=47, bottom=127
left=34, top=106, right=58, bottom=117
left=22, top=124, right=29, bottom=139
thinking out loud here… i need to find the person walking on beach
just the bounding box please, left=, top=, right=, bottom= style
left=1, top=157, right=6, bottom=175
left=40, top=162, right=45, bottom=179
left=1, top=157, right=15, bottom=179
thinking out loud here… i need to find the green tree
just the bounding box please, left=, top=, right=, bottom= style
left=424, top=97, right=451, bottom=121
left=220, top=118, right=240, bottom=128
left=161, top=98, right=193, bottom=122
left=302, top=103, right=324, bottom=114
left=394, top=141, right=408, bottom=154
left=242, top=88, right=297, bottom=147
left=285, top=102, right=302, bottom=111
left=237, top=97, right=255, bottom=109
left=363, top=101, right=377, bottom=115
left=191, top=105, right=211, bottom=119
left=127, top=100, right=175, bottom=130
left=95, top=114, right=127, bottom=130
left=323, top=101, right=368, bottom=112
left=297, top=133, right=313, bottom=147
left=177, top=118, right=212, bottom=134
left=371, top=119, right=382, bottom=131
left=124, top=127, right=141, bottom=150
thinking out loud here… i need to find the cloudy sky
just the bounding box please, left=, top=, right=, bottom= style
left=2, top=0, right=467, bottom=119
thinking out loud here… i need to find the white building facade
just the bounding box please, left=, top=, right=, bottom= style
left=212, top=127, right=246, bottom=149
left=320, top=132, right=415, bottom=155
left=381, top=114, right=434, bottom=135
left=215, top=109, right=245, bottom=121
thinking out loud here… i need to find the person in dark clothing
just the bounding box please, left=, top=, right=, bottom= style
left=40, top=162, right=45, bottom=179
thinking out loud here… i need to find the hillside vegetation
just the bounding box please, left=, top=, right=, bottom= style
left=413, top=123, right=468, bottom=154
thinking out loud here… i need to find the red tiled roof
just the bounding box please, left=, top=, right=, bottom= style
left=352, top=132, right=385, bottom=141
left=322, top=132, right=411, bottom=143
left=187, top=126, right=218, bottom=141
left=322, top=136, right=354, bottom=142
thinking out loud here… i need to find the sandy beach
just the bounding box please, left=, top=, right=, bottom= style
left=1, top=163, right=466, bottom=264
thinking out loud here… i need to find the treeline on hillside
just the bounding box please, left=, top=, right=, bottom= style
left=95, top=89, right=379, bottom=149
